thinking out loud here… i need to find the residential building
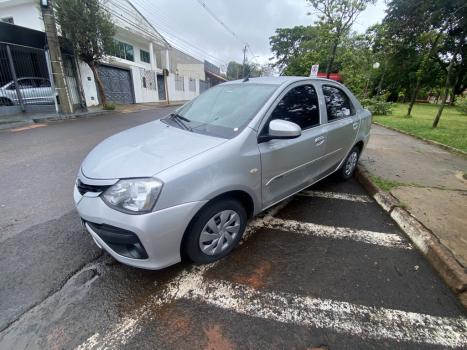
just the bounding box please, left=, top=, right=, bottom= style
left=203, top=60, right=227, bottom=91
left=0, top=0, right=205, bottom=108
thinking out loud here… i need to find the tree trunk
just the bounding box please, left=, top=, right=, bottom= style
left=89, top=62, right=107, bottom=106
left=433, top=38, right=463, bottom=128
left=407, top=82, right=420, bottom=116
left=376, top=66, right=385, bottom=95
left=325, top=37, right=339, bottom=78
left=407, top=30, right=445, bottom=116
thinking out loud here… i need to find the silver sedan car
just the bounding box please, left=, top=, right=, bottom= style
left=74, top=77, right=371, bottom=269
left=0, top=77, right=55, bottom=105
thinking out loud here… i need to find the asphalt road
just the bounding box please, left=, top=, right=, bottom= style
left=0, top=109, right=465, bottom=349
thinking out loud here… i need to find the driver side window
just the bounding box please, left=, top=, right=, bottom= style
left=270, top=84, right=320, bottom=130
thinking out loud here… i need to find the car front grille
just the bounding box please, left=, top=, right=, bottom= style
left=76, top=179, right=111, bottom=196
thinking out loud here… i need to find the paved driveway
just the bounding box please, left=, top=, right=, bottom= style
left=0, top=111, right=465, bottom=349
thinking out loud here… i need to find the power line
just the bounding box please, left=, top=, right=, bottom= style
left=107, top=0, right=231, bottom=66
left=195, top=0, right=245, bottom=45
left=110, top=0, right=229, bottom=66
left=131, top=0, right=232, bottom=65
left=194, top=0, right=259, bottom=65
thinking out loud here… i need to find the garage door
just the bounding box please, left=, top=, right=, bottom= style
left=97, top=65, right=134, bottom=104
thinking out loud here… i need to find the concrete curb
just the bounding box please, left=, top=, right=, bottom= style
left=32, top=109, right=112, bottom=123
left=373, top=122, right=467, bottom=158
left=355, top=165, right=467, bottom=308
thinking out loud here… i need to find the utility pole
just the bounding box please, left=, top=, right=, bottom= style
left=242, top=45, right=248, bottom=78
left=40, top=0, right=73, bottom=114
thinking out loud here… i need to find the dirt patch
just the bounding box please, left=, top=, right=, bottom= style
left=203, top=324, right=234, bottom=350
left=158, top=305, right=194, bottom=337
left=231, top=260, right=272, bottom=289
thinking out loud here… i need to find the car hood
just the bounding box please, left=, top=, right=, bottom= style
left=81, top=120, right=227, bottom=179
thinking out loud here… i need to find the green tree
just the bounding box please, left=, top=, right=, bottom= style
left=433, top=2, right=466, bottom=127
left=384, top=0, right=466, bottom=116
left=269, top=26, right=316, bottom=72
left=226, top=61, right=262, bottom=80
left=269, top=25, right=336, bottom=76
left=54, top=0, right=115, bottom=106
left=306, top=0, right=376, bottom=77
left=227, top=61, right=243, bottom=80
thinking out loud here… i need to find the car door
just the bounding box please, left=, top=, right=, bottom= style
left=258, top=83, right=327, bottom=209
left=17, top=78, right=37, bottom=105
left=35, top=78, right=54, bottom=104
left=320, top=84, right=360, bottom=175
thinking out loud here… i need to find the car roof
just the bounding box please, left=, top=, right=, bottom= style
left=223, top=76, right=342, bottom=87
left=17, top=77, right=49, bottom=80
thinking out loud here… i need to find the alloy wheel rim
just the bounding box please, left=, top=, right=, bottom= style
left=345, top=152, right=358, bottom=176
left=199, top=210, right=241, bottom=255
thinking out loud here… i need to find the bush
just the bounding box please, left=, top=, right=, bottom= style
left=103, top=102, right=116, bottom=110
left=455, top=95, right=467, bottom=114
left=361, top=94, right=393, bottom=115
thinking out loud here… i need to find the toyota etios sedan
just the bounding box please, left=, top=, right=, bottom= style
left=74, top=77, right=371, bottom=269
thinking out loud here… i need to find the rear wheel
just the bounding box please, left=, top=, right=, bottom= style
left=182, top=199, right=247, bottom=264
left=339, top=146, right=360, bottom=180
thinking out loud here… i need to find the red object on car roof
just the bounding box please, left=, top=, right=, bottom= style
left=317, top=72, right=343, bottom=82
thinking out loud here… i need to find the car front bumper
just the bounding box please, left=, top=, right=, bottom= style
left=74, top=185, right=207, bottom=270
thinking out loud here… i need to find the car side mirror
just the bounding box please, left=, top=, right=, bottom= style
left=259, top=119, right=302, bottom=143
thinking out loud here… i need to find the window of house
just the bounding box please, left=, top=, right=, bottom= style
left=109, top=39, right=134, bottom=61
left=189, top=78, right=196, bottom=92
left=269, top=85, right=320, bottom=130
left=155, top=50, right=163, bottom=69
left=1, top=17, right=14, bottom=24
left=140, top=49, right=150, bottom=63
left=322, top=85, right=353, bottom=122
left=175, top=74, right=184, bottom=91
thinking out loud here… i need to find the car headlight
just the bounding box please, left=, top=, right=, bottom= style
left=102, top=178, right=163, bottom=214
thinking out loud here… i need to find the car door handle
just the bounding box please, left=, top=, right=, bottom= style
left=353, top=121, right=360, bottom=130
left=314, top=136, right=326, bottom=145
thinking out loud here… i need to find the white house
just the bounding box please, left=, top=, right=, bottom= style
left=0, top=0, right=205, bottom=107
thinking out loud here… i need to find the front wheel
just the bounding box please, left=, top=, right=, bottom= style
left=182, top=199, right=247, bottom=264
left=339, top=146, right=360, bottom=180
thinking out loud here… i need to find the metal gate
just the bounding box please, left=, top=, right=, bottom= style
left=97, top=65, right=134, bottom=104
left=0, top=43, right=56, bottom=117
left=157, top=74, right=166, bottom=100
left=63, top=54, right=83, bottom=107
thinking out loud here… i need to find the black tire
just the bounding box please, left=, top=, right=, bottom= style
left=182, top=199, right=247, bottom=264
left=339, top=146, right=360, bottom=180
left=0, top=98, right=13, bottom=106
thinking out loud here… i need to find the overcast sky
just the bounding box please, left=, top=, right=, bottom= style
left=131, top=0, right=387, bottom=70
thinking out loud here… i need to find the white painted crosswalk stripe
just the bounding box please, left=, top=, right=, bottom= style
left=75, top=191, right=462, bottom=350
left=250, top=216, right=412, bottom=249
left=80, top=266, right=466, bottom=349
left=159, top=269, right=467, bottom=348
left=299, top=190, right=373, bottom=203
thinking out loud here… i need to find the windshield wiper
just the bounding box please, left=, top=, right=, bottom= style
left=168, top=112, right=191, bottom=131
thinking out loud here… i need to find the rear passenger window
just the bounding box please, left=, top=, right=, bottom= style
left=270, top=85, right=319, bottom=130
left=322, top=85, right=353, bottom=122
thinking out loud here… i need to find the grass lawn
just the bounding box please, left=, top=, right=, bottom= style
left=373, top=103, right=467, bottom=152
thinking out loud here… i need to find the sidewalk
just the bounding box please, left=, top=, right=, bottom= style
left=359, top=124, right=467, bottom=296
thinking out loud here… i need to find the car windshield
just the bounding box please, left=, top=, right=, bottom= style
left=162, top=83, right=278, bottom=138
